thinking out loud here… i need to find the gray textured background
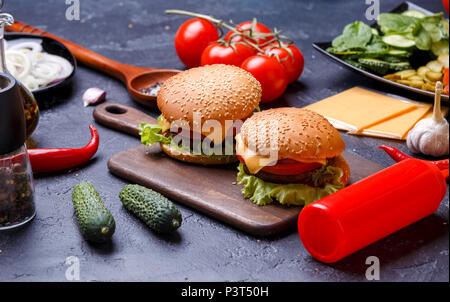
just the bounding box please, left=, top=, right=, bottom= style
left=0, top=0, right=448, bottom=282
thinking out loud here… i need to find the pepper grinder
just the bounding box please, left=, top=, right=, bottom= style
left=0, top=12, right=39, bottom=139
left=0, top=72, right=36, bottom=230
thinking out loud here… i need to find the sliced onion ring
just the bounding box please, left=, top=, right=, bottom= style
left=5, top=39, right=74, bottom=91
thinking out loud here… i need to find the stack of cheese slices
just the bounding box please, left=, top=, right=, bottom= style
left=306, top=87, right=448, bottom=140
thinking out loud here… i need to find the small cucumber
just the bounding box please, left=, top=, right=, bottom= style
left=388, top=61, right=411, bottom=71
left=383, top=56, right=405, bottom=63
left=119, top=184, right=182, bottom=233
left=344, top=59, right=365, bottom=69
left=72, top=182, right=116, bottom=243
left=382, top=35, right=416, bottom=49
left=358, top=58, right=390, bottom=74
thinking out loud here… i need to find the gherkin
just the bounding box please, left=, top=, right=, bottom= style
left=72, top=182, right=116, bottom=243
left=388, top=61, right=411, bottom=71
left=358, top=58, right=390, bottom=74
left=119, top=184, right=182, bottom=233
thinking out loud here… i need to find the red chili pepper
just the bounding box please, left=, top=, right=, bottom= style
left=443, top=69, right=449, bottom=95
left=28, top=125, right=99, bottom=173
left=378, top=145, right=449, bottom=170
left=443, top=68, right=449, bottom=86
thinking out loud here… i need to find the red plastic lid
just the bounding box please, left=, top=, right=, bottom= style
left=298, top=203, right=346, bottom=263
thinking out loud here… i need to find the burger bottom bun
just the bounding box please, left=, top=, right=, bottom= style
left=160, top=143, right=238, bottom=165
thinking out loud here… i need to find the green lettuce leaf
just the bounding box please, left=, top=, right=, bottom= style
left=138, top=117, right=236, bottom=163
left=236, top=164, right=344, bottom=206
left=138, top=121, right=171, bottom=146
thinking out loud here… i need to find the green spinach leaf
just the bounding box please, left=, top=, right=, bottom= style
left=341, top=21, right=373, bottom=49
left=377, top=13, right=419, bottom=34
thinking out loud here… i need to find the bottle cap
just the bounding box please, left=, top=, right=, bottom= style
left=0, top=73, right=26, bottom=155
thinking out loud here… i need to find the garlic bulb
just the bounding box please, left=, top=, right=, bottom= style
left=407, top=81, right=449, bottom=157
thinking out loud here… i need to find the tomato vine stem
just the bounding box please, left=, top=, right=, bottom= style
left=165, top=9, right=295, bottom=62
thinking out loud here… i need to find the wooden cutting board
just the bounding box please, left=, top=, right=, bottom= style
left=94, top=102, right=384, bottom=236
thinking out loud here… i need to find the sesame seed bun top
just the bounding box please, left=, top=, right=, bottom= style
left=239, top=107, right=346, bottom=161
left=157, top=64, right=262, bottom=127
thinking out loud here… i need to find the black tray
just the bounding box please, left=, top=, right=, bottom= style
left=313, top=1, right=449, bottom=102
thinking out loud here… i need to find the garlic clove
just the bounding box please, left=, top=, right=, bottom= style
left=83, top=87, right=106, bottom=107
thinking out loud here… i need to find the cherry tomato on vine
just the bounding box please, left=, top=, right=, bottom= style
left=200, top=42, right=255, bottom=67
left=174, top=18, right=219, bottom=68
left=264, top=44, right=304, bottom=83
left=241, top=55, right=288, bottom=103
left=225, top=21, right=273, bottom=45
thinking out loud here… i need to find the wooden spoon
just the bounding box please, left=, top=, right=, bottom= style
left=6, top=20, right=181, bottom=108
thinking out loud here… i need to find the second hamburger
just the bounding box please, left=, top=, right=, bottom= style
left=236, top=107, right=350, bottom=206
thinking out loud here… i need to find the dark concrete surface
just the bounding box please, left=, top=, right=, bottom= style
left=0, top=0, right=448, bottom=282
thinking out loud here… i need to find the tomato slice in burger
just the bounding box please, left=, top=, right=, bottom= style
left=238, top=156, right=322, bottom=175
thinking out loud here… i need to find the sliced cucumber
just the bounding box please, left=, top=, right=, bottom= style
left=431, top=39, right=449, bottom=57
left=401, top=10, right=426, bottom=19
left=382, top=35, right=416, bottom=49
left=387, top=49, right=411, bottom=56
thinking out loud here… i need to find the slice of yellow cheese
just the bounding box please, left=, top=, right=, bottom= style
left=355, top=102, right=432, bottom=140
left=235, top=134, right=275, bottom=174
left=305, top=87, right=417, bottom=133
left=235, top=134, right=327, bottom=174
left=347, top=104, right=448, bottom=140
left=160, top=115, right=171, bottom=133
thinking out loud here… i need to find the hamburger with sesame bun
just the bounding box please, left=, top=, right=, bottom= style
left=236, top=107, right=350, bottom=206
left=139, top=64, right=262, bottom=164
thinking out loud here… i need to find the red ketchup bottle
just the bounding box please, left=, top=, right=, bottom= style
left=298, top=158, right=447, bottom=263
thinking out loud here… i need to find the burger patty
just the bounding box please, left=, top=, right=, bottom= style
left=163, top=131, right=235, bottom=156
left=243, top=156, right=341, bottom=186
